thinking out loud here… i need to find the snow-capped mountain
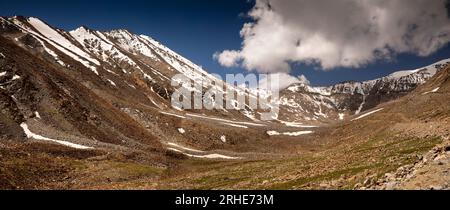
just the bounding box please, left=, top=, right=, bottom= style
left=0, top=16, right=261, bottom=119
left=1, top=16, right=275, bottom=153
left=278, top=59, right=450, bottom=123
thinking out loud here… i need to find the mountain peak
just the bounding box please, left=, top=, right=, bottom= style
left=10, top=15, right=27, bottom=21
left=71, top=25, right=92, bottom=34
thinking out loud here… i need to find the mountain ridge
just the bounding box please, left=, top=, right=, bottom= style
left=2, top=16, right=449, bottom=127
left=277, top=58, right=450, bottom=123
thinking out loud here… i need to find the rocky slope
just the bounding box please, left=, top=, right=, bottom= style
left=0, top=16, right=270, bottom=158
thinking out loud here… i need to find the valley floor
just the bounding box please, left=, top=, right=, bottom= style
left=1, top=116, right=448, bottom=190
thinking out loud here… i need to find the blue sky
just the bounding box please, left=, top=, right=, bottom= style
left=1, top=0, right=449, bottom=86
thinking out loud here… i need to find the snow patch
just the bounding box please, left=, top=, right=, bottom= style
left=186, top=113, right=265, bottom=127
left=34, top=111, right=41, bottom=119
left=107, top=79, right=116, bottom=86
left=126, top=82, right=136, bottom=89
left=241, top=109, right=258, bottom=122
left=267, top=130, right=314, bottom=136
left=167, top=148, right=240, bottom=160
left=351, top=108, right=384, bottom=121
left=177, top=128, right=185, bottom=134
left=287, top=84, right=332, bottom=96
left=355, top=95, right=366, bottom=115
left=338, top=113, right=345, bottom=120
left=167, top=142, right=203, bottom=153
left=0, top=71, right=6, bottom=77
left=277, top=120, right=318, bottom=128
left=220, top=135, right=227, bottom=143
left=107, top=31, right=159, bottom=61
left=25, top=18, right=99, bottom=74
left=105, top=69, right=119, bottom=76
left=20, top=123, right=93, bottom=149
left=422, top=87, right=440, bottom=95
left=33, top=35, right=65, bottom=66
left=71, top=27, right=141, bottom=71
left=142, top=72, right=153, bottom=81
left=160, top=111, right=186, bottom=119
left=27, top=18, right=99, bottom=65
left=388, top=69, right=421, bottom=79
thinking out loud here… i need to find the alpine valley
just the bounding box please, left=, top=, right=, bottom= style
left=0, top=16, right=449, bottom=189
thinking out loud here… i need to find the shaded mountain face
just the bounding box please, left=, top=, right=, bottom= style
left=0, top=16, right=271, bottom=158
left=0, top=16, right=260, bottom=118
left=277, top=59, right=450, bottom=123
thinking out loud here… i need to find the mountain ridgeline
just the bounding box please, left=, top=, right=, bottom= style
left=277, top=59, right=450, bottom=123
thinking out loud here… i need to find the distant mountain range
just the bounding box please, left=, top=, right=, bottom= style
left=277, top=58, right=450, bottom=123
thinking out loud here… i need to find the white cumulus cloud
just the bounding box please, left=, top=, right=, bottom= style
left=213, top=50, right=242, bottom=67
left=215, top=0, right=450, bottom=73
left=258, top=73, right=309, bottom=92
